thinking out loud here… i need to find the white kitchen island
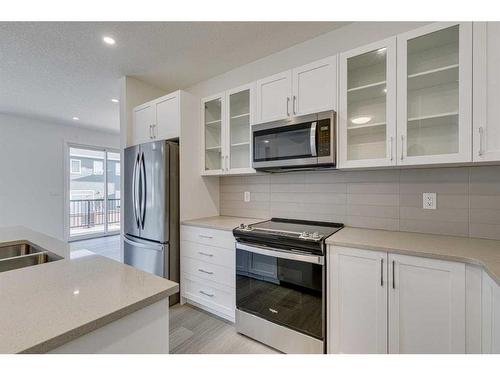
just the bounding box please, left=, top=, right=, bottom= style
left=0, top=226, right=178, bottom=354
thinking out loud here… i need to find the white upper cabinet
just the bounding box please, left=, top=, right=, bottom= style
left=473, top=22, right=500, bottom=162
left=132, top=103, right=155, bottom=145
left=339, top=37, right=397, bottom=168
left=201, top=84, right=256, bottom=176
left=329, top=247, right=388, bottom=354
left=256, top=57, right=337, bottom=123
left=255, top=71, right=292, bottom=123
left=202, top=93, right=225, bottom=175
left=131, top=90, right=183, bottom=146
left=292, top=56, right=337, bottom=116
left=397, top=22, right=472, bottom=166
left=226, top=84, right=255, bottom=174
left=388, top=253, right=466, bottom=354
left=155, top=92, right=180, bottom=141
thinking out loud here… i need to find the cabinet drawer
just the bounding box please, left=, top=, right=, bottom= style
left=181, top=225, right=235, bottom=249
left=182, top=256, right=235, bottom=288
left=182, top=273, right=235, bottom=321
left=181, top=240, right=235, bottom=269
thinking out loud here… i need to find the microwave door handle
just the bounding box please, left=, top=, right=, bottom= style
left=310, top=121, right=317, bottom=157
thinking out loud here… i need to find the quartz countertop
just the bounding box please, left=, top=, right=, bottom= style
left=181, top=215, right=265, bottom=231
left=0, top=227, right=178, bottom=354
left=327, top=227, right=500, bottom=285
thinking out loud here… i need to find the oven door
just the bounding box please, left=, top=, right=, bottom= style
left=235, top=242, right=325, bottom=341
left=252, top=120, right=318, bottom=169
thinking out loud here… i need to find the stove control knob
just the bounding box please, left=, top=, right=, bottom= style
left=239, top=223, right=246, bottom=229
left=301, top=231, right=311, bottom=238
left=312, top=232, right=321, bottom=239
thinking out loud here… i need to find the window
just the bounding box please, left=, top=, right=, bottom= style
left=70, top=159, right=81, bottom=174
left=115, top=162, right=120, bottom=176
left=93, top=160, right=104, bottom=175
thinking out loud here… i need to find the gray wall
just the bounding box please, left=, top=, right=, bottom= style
left=220, top=166, right=500, bottom=240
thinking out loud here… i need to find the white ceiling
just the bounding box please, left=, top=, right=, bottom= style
left=0, top=22, right=347, bottom=132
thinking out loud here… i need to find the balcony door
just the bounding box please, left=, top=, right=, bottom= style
left=67, top=145, right=121, bottom=240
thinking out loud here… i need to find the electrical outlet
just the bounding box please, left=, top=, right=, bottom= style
left=423, top=193, right=437, bottom=210
left=244, top=191, right=251, bottom=202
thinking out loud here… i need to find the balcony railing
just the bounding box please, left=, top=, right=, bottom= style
left=69, top=198, right=120, bottom=229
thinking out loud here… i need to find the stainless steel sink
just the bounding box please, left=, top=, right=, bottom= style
left=0, top=242, right=62, bottom=273
left=0, top=243, right=42, bottom=260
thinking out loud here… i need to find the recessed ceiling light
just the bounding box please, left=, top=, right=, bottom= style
left=102, top=36, right=116, bottom=45
left=111, top=98, right=119, bottom=103
left=351, top=116, right=372, bottom=125
left=72, top=117, right=79, bottom=121
left=383, top=88, right=387, bottom=93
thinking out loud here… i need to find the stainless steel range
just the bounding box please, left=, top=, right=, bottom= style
left=233, top=218, right=343, bottom=354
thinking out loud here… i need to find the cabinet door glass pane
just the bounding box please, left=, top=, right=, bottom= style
left=229, top=89, right=251, bottom=169
left=346, top=48, right=387, bottom=161
left=204, top=98, right=222, bottom=171
left=406, top=25, right=459, bottom=157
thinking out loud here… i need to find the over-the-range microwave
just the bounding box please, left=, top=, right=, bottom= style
left=251, top=111, right=336, bottom=172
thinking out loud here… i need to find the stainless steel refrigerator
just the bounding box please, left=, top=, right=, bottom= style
left=123, top=140, right=179, bottom=305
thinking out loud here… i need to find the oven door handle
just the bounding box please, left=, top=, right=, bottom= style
left=310, top=121, right=317, bottom=157
left=236, top=243, right=324, bottom=265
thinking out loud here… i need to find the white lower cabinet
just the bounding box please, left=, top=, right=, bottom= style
left=328, top=246, right=467, bottom=354
left=180, top=225, right=236, bottom=322
left=388, top=253, right=466, bottom=354
left=329, top=247, right=387, bottom=354
left=481, top=271, right=500, bottom=353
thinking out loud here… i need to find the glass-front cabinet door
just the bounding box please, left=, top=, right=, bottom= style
left=226, top=84, right=255, bottom=174
left=339, top=37, right=397, bottom=168
left=397, top=22, right=472, bottom=165
left=202, top=94, right=224, bottom=175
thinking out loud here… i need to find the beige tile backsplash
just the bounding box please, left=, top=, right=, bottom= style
left=220, top=166, right=500, bottom=240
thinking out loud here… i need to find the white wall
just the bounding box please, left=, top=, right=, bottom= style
left=181, top=22, right=430, bottom=219
left=0, top=113, right=119, bottom=241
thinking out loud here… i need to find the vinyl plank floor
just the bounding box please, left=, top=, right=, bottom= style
left=170, top=304, right=280, bottom=354
left=70, top=235, right=121, bottom=261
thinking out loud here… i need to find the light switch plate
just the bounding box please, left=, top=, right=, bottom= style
left=423, top=192, right=437, bottom=210
left=244, top=191, right=251, bottom=202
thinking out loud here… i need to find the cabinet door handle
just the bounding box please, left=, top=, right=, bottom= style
left=149, top=124, right=153, bottom=139
left=479, top=127, right=485, bottom=156
left=198, top=268, right=214, bottom=275
left=390, top=136, right=394, bottom=161
left=226, top=155, right=229, bottom=171
left=380, top=258, right=384, bottom=286
left=293, top=95, right=297, bottom=115
left=286, top=97, right=290, bottom=117
left=198, top=234, right=213, bottom=239
left=392, top=260, right=396, bottom=289
left=400, top=135, right=404, bottom=160
left=153, top=124, right=156, bottom=139
left=199, top=290, right=214, bottom=297
left=198, top=251, right=214, bottom=257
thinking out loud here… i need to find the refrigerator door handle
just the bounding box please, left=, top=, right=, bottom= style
left=140, top=151, right=147, bottom=229
left=132, top=152, right=140, bottom=228
left=123, top=236, right=164, bottom=251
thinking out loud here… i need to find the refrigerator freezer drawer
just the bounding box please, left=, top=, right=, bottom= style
left=123, top=235, right=166, bottom=278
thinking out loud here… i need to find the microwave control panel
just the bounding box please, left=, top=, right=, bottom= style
left=317, top=119, right=331, bottom=157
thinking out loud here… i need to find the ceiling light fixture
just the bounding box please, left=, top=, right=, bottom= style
left=351, top=116, right=372, bottom=125
left=111, top=98, right=119, bottom=103
left=377, top=47, right=387, bottom=54
left=72, top=117, right=79, bottom=121
left=102, top=36, right=116, bottom=45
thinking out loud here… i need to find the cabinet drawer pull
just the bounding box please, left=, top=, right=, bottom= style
left=198, top=268, right=214, bottom=275
left=198, top=251, right=214, bottom=257
left=199, top=234, right=213, bottom=239
left=199, top=290, right=214, bottom=297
